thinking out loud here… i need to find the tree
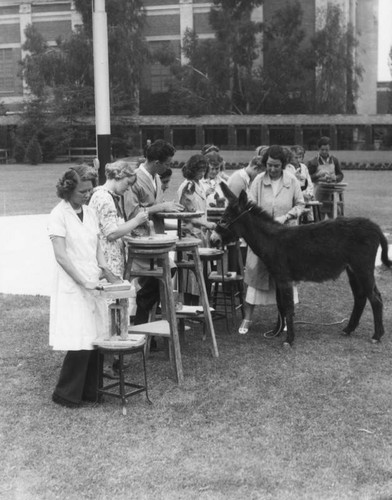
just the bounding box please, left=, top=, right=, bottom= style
left=18, top=26, right=74, bottom=162
left=152, top=30, right=231, bottom=115
left=209, top=0, right=264, bottom=113
left=261, top=1, right=312, bottom=113
left=74, top=0, right=148, bottom=114
left=308, top=3, right=363, bottom=114
left=153, top=0, right=263, bottom=115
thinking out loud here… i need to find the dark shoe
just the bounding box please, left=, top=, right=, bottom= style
left=82, top=393, right=99, bottom=403
left=52, top=392, right=80, bottom=409
left=150, top=337, right=158, bottom=351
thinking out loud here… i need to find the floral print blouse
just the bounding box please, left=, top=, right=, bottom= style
left=89, top=186, right=126, bottom=278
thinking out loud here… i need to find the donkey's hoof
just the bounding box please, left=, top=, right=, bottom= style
left=282, top=341, right=292, bottom=349
left=371, top=338, right=381, bottom=344
left=341, top=330, right=351, bottom=337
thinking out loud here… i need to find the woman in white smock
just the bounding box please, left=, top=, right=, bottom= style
left=239, top=146, right=304, bottom=335
left=49, top=165, right=117, bottom=408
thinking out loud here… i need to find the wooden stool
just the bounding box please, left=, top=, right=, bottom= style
left=208, top=242, right=245, bottom=329
left=95, top=335, right=151, bottom=415
left=302, top=201, right=323, bottom=223
left=125, top=242, right=185, bottom=385
left=317, top=183, right=347, bottom=219
left=175, top=238, right=219, bottom=358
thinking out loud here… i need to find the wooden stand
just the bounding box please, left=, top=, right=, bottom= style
left=175, top=238, right=219, bottom=358
left=125, top=243, right=185, bottom=385
left=94, top=287, right=150, bottom=415
left=317, top=183, right=347, bottom=219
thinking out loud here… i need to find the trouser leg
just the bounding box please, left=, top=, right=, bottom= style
left=134, top=277, right=160, bottom=325
left=53, top=350, right=98, bottom=406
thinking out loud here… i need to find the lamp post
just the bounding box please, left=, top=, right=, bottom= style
left=92, top=0, right=111, bottom=184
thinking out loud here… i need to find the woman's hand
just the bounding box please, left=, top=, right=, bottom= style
left=162, top=201, right=184, bottom=212
left=275, top=215, right=287, bottom=224
left=205, top=221, right=217, bottom=231
left=134, top=210, right=149, bottom=226
left=84, top=280, right=101, bottom=290
left=99, top=267, right=123, bottom=284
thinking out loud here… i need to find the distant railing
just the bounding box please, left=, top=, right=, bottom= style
left=0, top=149, right=9, bottom=163
left=67, top=147, right=97, bottom=162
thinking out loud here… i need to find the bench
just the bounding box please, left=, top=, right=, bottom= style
left=0, top=149, right=9, bottom=164
left=67, top=147, right=97, bottom=162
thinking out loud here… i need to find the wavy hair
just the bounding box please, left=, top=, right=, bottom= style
left=105, top=160, right=137, bottom=180
left=261, top=145, right=288, bottom=169
left=181, top=154, right=209, bottom=180
left=56, top=164, right=97, bottom=200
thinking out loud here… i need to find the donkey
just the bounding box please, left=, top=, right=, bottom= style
left=213, top=182, right=391, bottom=347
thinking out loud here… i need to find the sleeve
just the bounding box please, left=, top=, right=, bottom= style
left=227, top=173, right=245, bottom=197
left=178, top=182, right=196, bottom=212
left=124, top=183, right=144, bottom=221
left=333, top=157, right=344, bottom=182
left=307, top=158, right=319, bottom=182
left=287, top=178, right=305, bottom=219
left=47, top=206, right=66, bottom=238
left=248, top=175, right=260, bottom=204
left=303, top=164, right=314, bottom=197
left=90, top=191, right=118, bottom=237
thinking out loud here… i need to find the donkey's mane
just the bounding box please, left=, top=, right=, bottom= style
left=246, top=202, right=277, bottom=225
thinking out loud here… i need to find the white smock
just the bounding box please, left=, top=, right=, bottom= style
left=48, top=200, right=108, bottom=351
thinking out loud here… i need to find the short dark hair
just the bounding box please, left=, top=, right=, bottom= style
left=56, top=164, right=97, bottom=200
left=159, top=168, right=172, bottom=180
left=318, top=136, right=331, bottom=148
left=146, top=139, right=176, bottom=163
left=201, top=144, right=219, bottom=155
left=182, top=154, right=209, bottom=180
left=290, top=145, right=305, bottom=156
left=261, top=145, right=288, bottom=169
left=204, top=151, right=224, bottom=166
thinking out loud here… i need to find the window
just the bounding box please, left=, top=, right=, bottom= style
left=150, top=63, right=172, bottom=94
left=0, top=49, right=16, bottom=94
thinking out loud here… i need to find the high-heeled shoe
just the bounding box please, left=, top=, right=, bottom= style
left=238, top=319, right=252, bottom=335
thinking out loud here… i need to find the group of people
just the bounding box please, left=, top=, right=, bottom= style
left=48, top=136, right=343, bottom=408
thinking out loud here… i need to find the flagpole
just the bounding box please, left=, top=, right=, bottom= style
left=92, top=0, right=111, bottom=184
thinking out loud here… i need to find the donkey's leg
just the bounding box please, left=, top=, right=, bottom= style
left=272, top=286, right=285, bottom=336
left=279, top=285, right=295, bottom=346
left=342, top=268, right=367, bottom=335
left=367, top=284, right=384, bottom=342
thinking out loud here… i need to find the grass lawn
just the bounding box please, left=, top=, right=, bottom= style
left=1, top=162, right=392, bottom=499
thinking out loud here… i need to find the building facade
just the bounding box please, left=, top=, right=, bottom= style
left=0, top=0, right=380, bottom=114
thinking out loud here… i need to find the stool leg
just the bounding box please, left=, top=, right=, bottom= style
left=141, top=349, right=152, bottom=405
left=118, top=352, right=127, bottom=415
left=238, top=281, right=245, bottom=318
left=162, top=254, right=184, bottom=384
left=220, top=258, right=230, bottom=332
left=191, top=249, right=219, bottom=357
left=332, top=192, right=338, bottom=219
left=97, top=352, right=104, bottom=403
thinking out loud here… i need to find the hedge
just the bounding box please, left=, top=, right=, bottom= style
left=169, top=160, right=392, bottom=171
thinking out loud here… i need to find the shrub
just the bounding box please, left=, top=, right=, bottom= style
left=14, top=139, right=26, bottom=163
left=25, top=137, right=43, bottom=165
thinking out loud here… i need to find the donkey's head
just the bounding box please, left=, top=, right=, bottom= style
left=211, top=182, right=251, bottom=246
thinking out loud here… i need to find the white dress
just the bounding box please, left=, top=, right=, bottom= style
left=48, top=200, right=108, bottom=351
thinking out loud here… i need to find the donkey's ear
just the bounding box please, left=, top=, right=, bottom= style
left=238, top=189, right=248, bottom=208
left=220, top=182, right=237, bottom=204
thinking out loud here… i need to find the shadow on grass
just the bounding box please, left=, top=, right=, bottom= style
left=1, top=273, right=392, bottom=499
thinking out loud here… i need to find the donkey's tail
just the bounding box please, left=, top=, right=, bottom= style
left=379, top=230, right=392, bottom=268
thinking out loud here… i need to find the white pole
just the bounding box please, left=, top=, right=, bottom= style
left=92, top=0, right=111, bottom=184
